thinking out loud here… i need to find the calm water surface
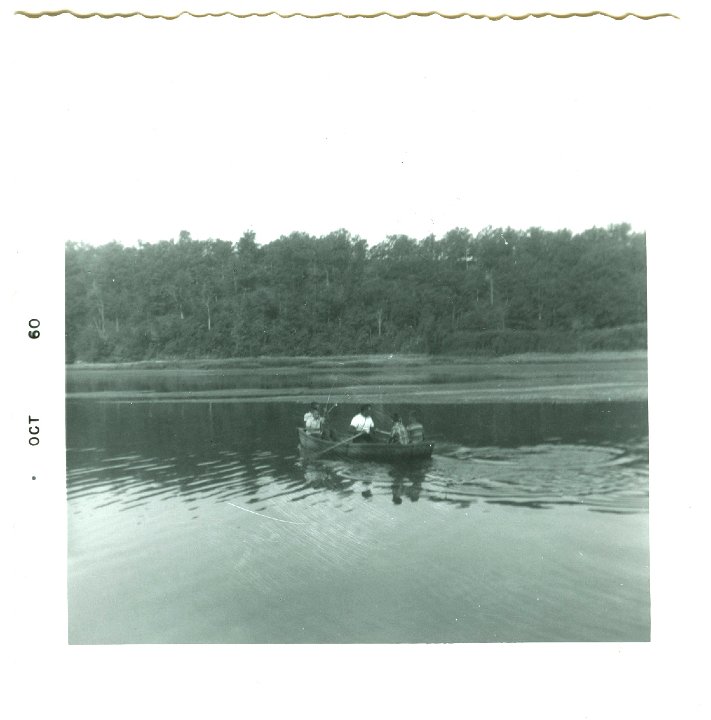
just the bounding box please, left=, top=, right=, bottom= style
left=67, top=400, right=649, bottom=643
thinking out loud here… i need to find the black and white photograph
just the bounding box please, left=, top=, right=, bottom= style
left=3, top=2, right=710, bottom=718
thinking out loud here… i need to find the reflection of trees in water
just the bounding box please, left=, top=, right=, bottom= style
left=68, top=400, right=305, bottom=504
left=429, top=401, right=648, bottom=450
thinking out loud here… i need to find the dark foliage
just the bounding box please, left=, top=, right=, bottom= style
left=65, top=224, right=647, bottom=362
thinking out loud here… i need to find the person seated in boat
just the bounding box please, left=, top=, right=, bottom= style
left=304, top=402, right=325, bottom=437
left=406, top=412, right=425, bottom=443
left=350, top=404, right=375, bottom=442
left=389, top=413, right=409, bottom=445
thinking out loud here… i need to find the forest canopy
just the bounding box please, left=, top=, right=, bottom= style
left=65, top=224, right=647, bottom=362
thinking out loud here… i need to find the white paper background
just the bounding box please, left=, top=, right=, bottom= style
left=2, top=3, right=709, bottom=718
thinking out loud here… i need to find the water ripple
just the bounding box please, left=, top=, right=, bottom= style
left=67, top=438, right=647, bottom=516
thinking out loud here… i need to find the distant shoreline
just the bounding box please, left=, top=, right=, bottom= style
left=66, top=349, right=647, bottom=371
left=66, top=351, right=648, bottom=404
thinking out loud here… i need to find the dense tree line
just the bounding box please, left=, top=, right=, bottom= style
left=65, top=224, right=647, bottom=362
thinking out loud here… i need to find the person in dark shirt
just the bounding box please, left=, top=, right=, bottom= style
left=389, top=413, right=409, bottom=444
left=406, top=412, right=425, bottom=443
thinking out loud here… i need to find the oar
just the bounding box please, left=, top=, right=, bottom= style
left=310, top=431, right=365, bottom=458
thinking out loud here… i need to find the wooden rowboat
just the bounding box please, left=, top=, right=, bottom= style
left=298, top=428, right=434, bottom=461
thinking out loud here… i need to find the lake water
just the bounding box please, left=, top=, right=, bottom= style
left=66, top=399, right=649, bottom=643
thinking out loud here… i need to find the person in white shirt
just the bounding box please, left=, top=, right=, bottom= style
left=304, top=402, right=325, bottom=437
left=350, top=404, right=375, bottom=442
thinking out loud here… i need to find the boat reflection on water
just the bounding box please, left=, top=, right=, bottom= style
left=389, top=464, right=426, bottom=504
left=298, top=455, right=431, bottom=505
